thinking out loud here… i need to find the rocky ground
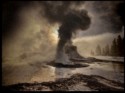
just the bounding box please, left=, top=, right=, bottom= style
left=3, top=73, right=124, bottom=91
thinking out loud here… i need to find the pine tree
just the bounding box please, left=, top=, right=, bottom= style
left=96, top=45, right=101, bottom=56
left=105, top=44, right=110, bottom=56
left=116, top=35, right=122, bottom=56
left=111, top=38, right=117, bottom=56
left=90, top=50, right=94, bottom=56
left=98, top=45, right=101, bottom=55
left=102, top=48, right=105, bottom=56
left=109, top=45, right=112, bottom=56
left=122, top=37, right=124, bottom=56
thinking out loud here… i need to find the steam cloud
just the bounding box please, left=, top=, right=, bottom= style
left=39, top=1, right=91, bottom=63
left=77, top=1, right=124, bottom=37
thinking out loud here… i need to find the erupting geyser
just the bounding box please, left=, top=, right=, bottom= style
left=56, top=10, right=91, bottom=64
left=41, top=1, right=91, bottom=64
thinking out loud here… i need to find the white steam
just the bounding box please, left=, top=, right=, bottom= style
left=2, top=3, right=59, bottom=64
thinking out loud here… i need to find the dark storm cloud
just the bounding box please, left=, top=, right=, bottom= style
left=77, top=1, right=124, bottom=37
left=91, top=1, right=124, bottom=33
left=116, top=2, right=125, bottom=25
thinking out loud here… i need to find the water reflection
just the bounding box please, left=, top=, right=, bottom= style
left=55, top=68, right=75, bottom=79
left=112, top=62, right=124, bottom=82
left=2, top=62, right=56, bottom=86
left=55, top=62, right=124, bottom=83
left=2, top=61, right=124, bottom=86
left=112, top=62, right=124, bottom=73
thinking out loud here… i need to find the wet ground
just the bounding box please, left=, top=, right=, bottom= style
left=2, top=57, right=124, bottom=91
left=55, top=61, right=124, bottom=83
left=3, top=73, right=124, bottom=91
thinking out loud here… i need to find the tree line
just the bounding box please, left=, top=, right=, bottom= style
left=91, top=35, right=124, bottom=57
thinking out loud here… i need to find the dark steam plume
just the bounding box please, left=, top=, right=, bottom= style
left=39, top=1, right=91, bottom=63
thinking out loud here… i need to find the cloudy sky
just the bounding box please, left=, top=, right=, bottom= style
left=2, top=1, right=124, bottom=61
